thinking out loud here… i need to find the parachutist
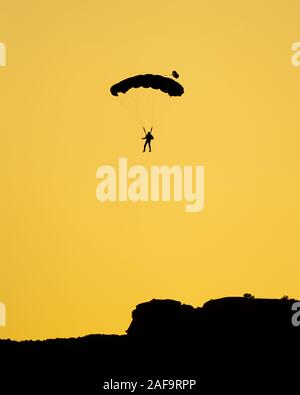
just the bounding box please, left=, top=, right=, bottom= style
left=109, top=73, right=183, bottom=149
left=142, top=127, right=154, bottom=152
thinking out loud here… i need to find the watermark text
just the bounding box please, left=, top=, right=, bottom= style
left=96, top=157, right=204, bottom=213
left=0, top=303, right=6, bottom=326
left=0, top=42, right=6, bottom=66
left=291, top=42, right=300, bottom=67
left=291, top=301, right=300, bottom=327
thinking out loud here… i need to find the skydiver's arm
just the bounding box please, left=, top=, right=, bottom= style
left=150, top=127, right=153, bottom=133
left=143, top=127, right=146, bottom=134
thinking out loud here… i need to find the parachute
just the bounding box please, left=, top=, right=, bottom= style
left=110, top=72, right=184, bottom=129
left=110, top=74, right=184, bottom=97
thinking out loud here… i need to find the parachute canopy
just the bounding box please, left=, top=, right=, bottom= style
left=110, top=74, right=184, bottom=97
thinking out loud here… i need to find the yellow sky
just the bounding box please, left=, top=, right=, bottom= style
left=0, top=0, right=300, bottom=340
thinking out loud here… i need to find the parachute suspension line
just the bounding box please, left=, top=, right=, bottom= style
left=137, top=88, right=147, bottom=129
left=151, top=92, right=170, bottom=127
left=118, top=93, right=130, bottom=113
left=130, top=91, right=143, bottom=128
left=158, top=95, right=175, bottom=125
left=149, top=90, right=154, bottom=129
left=117, top=94, right=132, bottom=122
left=135, top=88, right=150, bottom=130
left=119, top=91, right=143, bottom=128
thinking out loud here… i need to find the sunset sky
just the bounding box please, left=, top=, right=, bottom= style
left=1, top=0, right=300, bottom=340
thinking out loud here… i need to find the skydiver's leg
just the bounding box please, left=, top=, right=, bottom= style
left=149, top=141, right=151, bottom=152
left=143, top=141, right=147, bottom=152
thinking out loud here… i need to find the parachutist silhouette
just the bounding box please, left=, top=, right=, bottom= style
left=142, top=127, right=154, bottom=152
left=110, top=73, right=183, bottom=153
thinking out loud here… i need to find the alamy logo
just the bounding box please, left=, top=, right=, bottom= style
left=291, top=301, right=300, bottom=327
left=96, top=157, right=204, bottom=212
left=0, top=303, right=6, bottom=326
left=0, top=42, right=6, bottom=66
left=291, top=42, right=300, bottom=67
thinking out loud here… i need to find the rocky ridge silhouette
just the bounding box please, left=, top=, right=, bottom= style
left=0, top=296, right=299, bottom=393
